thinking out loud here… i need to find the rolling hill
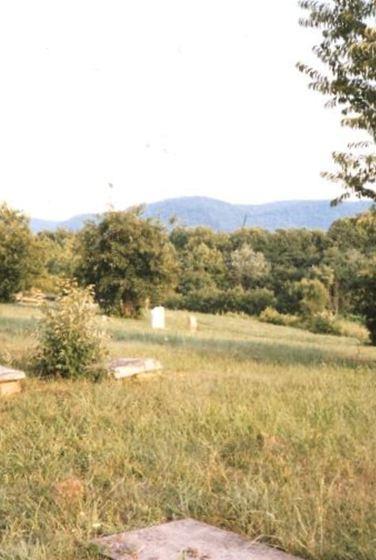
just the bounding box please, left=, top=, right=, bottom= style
left=30, top=197, right=372, bottom=233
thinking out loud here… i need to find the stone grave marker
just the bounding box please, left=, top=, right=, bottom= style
left=0, top=366, right=26, bottom=396
left=94, top=518, right=303, bottom=560
left=108, top=358, right=162, bottom=380
left=151, top=306, right=165, bottom=329
left=189, top=315, right=198, bottom=332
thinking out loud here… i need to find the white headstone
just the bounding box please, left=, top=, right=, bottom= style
left=151, top=306, right=165, bottom=329
left=189, top=315, right=198, bottom=332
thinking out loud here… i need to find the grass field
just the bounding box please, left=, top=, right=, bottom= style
left=0, top=304, right=375, bottom=560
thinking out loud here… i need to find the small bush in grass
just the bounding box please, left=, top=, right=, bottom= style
left=305, top=311, right=340, bottom=335
left=259, top=307, right=299, bottom=327
left=334, top=317, right=370, bottom=342
left=35, top=281, right=108, bottom=380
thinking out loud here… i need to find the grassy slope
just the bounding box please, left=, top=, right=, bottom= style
left=0, top=304, right=375, bottom=560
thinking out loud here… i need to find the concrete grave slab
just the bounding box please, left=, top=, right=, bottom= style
left=94, top=518, right=303, bottom=560
left=0, top=366, right=26, bottom=396
left=109, top=358, right=163, bottom=380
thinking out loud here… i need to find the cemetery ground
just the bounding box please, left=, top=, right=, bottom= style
left=0, top=304, right=375, bottom=560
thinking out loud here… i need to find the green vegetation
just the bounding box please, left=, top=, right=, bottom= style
left=34, top=229, right=78, bottom=294
left=1, top=202, right=375, bottom=342
left=34, top=282, right=108, bottom=380
left=0, top=304, right=375, bottom=560
left=76, top=208, right=178, bottom=317
left=0, top=204, right=39, bottom=301
left=298, top=0, right=376, bottom=203
left=168, top=213, right=376, bottom=342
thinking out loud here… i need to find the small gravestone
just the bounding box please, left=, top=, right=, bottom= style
left=94, top=518, right=302, bottom=560
left=109, top=358, right=162, bottom=380
left=151, top=306, right=165, bottom=329
left=0, top=366, right=26, bottom=396
left=189, top=315, right=198, bottom=332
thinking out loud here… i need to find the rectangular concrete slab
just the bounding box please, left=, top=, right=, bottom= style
left=94, top=519, right=302, bottom=560
left=109, top=358, right=162, bottom=380
left=0, top=366, right=26, bottom=397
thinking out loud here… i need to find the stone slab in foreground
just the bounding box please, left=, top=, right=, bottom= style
left=94, top=518, right=302, bottom=560
left=109, top=358, right=162, bottom=380
left=0, top=366, right=26, bottom=396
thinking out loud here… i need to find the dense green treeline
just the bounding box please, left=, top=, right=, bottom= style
left=0, top=203, right=375, bottom=342
left=167, top=212, right=375, bottom=325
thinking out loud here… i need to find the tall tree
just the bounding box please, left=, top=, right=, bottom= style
left=0, top=203, right=37, bottom=301
left=298, top=0, right=376, bottom=202
left=77, top=208, right=178, bottom=317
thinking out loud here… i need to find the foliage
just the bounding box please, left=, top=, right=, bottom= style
left=298, top=0, right=376, bottom=202
left=0, top=203, right=39, bottom=301
left=298, top=278, right=330, bottom=316
left=170, top=227, right=229, bottom=295
left=352, top=257, right=376, bottom=344
left=178, top=243, right=228, bottom=294
left=77, top=208, right=178, bottom=317
left=259, top=306, right=358, bottom=338
left=305, top=311, right=339, bottom=335
left=33, top=229, right=78, bottom=292
left=35, top=282, right=108, bottom=379
left=166, top=216, right=376, bottom=342
left=166, top=287, right=276, bottom=316
left=230, top=244, right=271, bottom=289
left=259, top=307, right=299, bottom=327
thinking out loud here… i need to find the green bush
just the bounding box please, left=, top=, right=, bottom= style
left=304, top=312, right=339, bottom=335
left=35, top=282, right=108, bottom=380
left=259, top=307, right=299, bottom=327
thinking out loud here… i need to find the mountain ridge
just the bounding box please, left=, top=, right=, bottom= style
left=30, top=196, right=373, bottom=233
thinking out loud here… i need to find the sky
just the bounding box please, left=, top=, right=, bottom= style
left=0, top=1, right=359, bottom=220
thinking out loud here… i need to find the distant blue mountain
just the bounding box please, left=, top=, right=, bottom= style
left=30, top=197, right=373, bottom=233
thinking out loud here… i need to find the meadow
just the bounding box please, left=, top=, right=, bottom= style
left=0, top=304, right=375, bottom=560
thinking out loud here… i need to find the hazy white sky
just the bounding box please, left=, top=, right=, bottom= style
left=0, top=1, right=356, bottom=219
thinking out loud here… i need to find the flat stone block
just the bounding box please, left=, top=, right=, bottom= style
left=109, top=358, right=162, bottom=380
left=94, top=518, right=303, bottom=560
left=0, top=366, right=26, bottom=382
left=0, top=366, right=26, bottom=397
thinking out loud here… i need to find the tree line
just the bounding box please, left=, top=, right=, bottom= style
left=0, top=202, right=375, bottom=343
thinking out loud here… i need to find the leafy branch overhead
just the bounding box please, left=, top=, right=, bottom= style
left=298, top=0, right=376, bottom=202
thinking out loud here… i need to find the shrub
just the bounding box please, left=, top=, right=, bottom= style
left=166, top=287, right=276, bottom=316
left=334, top=317, right=370, bottom=342
left=35, top=281, right=108, bottom=380
left=259, top=307, right=299, bottom=327
left=305, top=311, right=340, bottom=335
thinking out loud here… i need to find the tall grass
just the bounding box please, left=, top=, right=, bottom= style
left=0, top=304, right=375, bottom=560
